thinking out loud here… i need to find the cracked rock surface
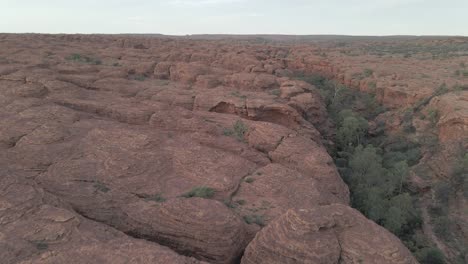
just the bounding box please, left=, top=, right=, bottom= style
left=1, top=34, right=416, bottom=263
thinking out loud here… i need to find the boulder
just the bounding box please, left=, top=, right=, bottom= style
left=242, top=204, right=419, bottom=264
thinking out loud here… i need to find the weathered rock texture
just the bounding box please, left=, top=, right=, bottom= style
left=242, top=204, right=418, bottom=264
left=0, top=33, right=441, bottom=263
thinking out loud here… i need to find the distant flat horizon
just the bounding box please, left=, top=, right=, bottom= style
left=2, top=33, right=467, bottom=37
left=1, top=0, right=467, bottom=36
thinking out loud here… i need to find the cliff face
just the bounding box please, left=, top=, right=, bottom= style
left=287, top=41, right=468, bottom=144
left=287, top=39, right=468, bottom=262
left=2, top=33, right=465, bottom=263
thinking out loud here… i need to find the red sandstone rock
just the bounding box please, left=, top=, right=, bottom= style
left=0, top=33, right=436, bottom=263
left=241, top=204, right=419, bottom=264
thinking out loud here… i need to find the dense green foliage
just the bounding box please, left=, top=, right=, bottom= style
left=297, top=73, right=446, bottom=264
left=427, top=152, right=468, bottom=263
left=416, top=248, right=446, bottom=264
left=345, top=145, right=420, bottom=235
left=336, top=110, right=368, bottom=151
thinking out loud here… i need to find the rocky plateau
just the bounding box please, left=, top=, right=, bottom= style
left=1, top=34, right=466, bottom=263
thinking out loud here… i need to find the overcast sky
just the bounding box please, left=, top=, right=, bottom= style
left=1, top=0, right=467, bottom=35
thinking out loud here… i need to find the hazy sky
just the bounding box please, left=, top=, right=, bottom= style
left=1, top=0, right=467, bottom=35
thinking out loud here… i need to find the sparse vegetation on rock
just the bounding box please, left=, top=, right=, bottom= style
left=297, top=72, right=456, bottom=263
left=243, top=214, right=265, bottom=226
left=224, top=120, right=248, bottom=142
left=1, top=33, right=466, bottom=264
left=66, top=53, right=102, bottom=65
left=182, top=186, right=216, bottom=199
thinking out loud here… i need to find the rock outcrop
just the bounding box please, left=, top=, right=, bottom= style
left=242, top=204, right=418, bottom=264
left=0, top=33, right=427, bottom=263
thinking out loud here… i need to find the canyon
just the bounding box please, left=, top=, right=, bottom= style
left=0, top=34, right=466, bottom=264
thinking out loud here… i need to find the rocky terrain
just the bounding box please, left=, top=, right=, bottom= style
left=0, top=34, right=466, bottom=263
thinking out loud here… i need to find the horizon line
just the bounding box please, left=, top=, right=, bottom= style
left=1, top=32, right=468, bottom=38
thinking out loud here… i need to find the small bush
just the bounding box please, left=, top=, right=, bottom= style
left=296, top=73, right=326, bottom=87
left=434, top=181, right=452, bottom=205
left=245, top=177, right=255, bottom=183
left=236, top=199, right=246, bottom=205
left=433, top=216, right=452, bottom=240
left=363, top=68, right=374, bottom=77
left=67, top=53, right=102, bottom=65
left=233, top=120, right=248, bottom=141
left=416, top=247, right=445, bottom=264
left=269, top=89, right=281, bottom=96
left=69, top=53, right=82, bottom=61
left=231, top=91, right=247, bottom=99
left=224, top=200, right=237, bottom=208
left=131, top=74, right=146, bottom=81
left=93, top=181, right=110, bottom=193
left=223, top=128, right=234, bottom=137
left=223, top=120, right=248, bottom=142
left=182, top=186, right=216, bottom=199
left=35, top=241, right=49, bottom=250
left=427, top=109, right=439, bottom=125
left=368, top=81, right=377, bottom=91
left=428, top=204, right=447, bottom=218
left=146, top=193, right=166, bottom=203
left=243, top=214, right=265, bottom=226
left=453, top=84, right=468, bottom=92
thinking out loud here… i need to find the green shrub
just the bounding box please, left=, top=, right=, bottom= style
left=434, top=181, right=452, bottom=205
left=336, top=111, right=368, bottom=150
left=146, top=193, right=166, bottom=203
left=427, top=109, right=439, bottom=125
left=231, top=91, right=247, bottom=99
left=407, top=149, right=422, bottom=166
left=223, top=120, right=248, bottom=142
left=433, top=216, right=452, bottom=240
left=35, top=241, right=49, bottom=250
left=182, top=186, right=216, bottom=199
left=416, top=247, right=445, bottom=264
left=402, top=109, right=414, bottom=124
left=453, top=84, right=468, bottom=92
left=245, top=177, right=255, bottom=183
left=223, top=128, right=234, bottom=137
left=93, top=181, right=110, bottom=193
left=347, top=145, right=418, bottom=236
left=224, top=200, right=237, bottom=208
left=363, top=68, right=374, bottom=77
left=67, top=53, right=102, bottom=65
left=296, top=73, right=326, bottom=87
left=368, top=81, right=377, bottom=91
left=435, top=83, right=448, bottom=96
left=243, top=214, right=265, bottom=226
left=236, top=199, right=246, bottom=205
left=233, top=120, right=248, bottom=142
left=419, top=134, right=439, bottom=152
left=383, top=151, right=407, bottom=168
left=132, top=74, right=146, bottom=81
left=69, top=53, right=82, bottom=61
left=428, top=204, right=447, bottom=218
left=269, top=89, right=281, bottom=96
